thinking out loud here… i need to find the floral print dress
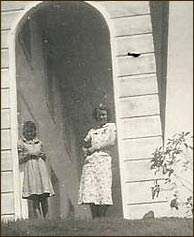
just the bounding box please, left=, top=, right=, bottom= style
left=78, top=123, right=116, bottom=205
left=18, top=137, right=55, bottom=199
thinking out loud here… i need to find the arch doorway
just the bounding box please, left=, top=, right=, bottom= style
left=16, top=1, right=122, bottom=219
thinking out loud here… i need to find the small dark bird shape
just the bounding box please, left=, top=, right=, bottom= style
left=127, top=52, right=141, bottom=57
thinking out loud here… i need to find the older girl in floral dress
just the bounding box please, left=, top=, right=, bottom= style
left=78, top=104, right=116, bottom=218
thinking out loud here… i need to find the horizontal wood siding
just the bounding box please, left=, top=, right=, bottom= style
left=116, top=34, right=154, bottom=56
left=97, top=1, right=149, bottom=18
left=1, top=1, right=29, bottom=11
left=1, top=69, right=10, bottom=88
left=1, top=150, right=12, bottom=171
left=1, top=109, right=11, bottom=129
left=118, top=74, right=158, bottom=97
left=121, top=116, right=162, bottom=139
left=1, top=89, right=10, bottom=108
left=1, top=12, right=22, bottom=30
left=1, top=129, right=11, bottom=150
left=1, top=31, right=9, bottom=49
left=108, top=2, right=166, bottom=218
left=117, top=54, right=156, bottom=77
left=113, top=15, right=152, bottom=37
left=1, top=49, right=9, bottom=68
left=119, top=94, right=160, bottom=118
left=125, top=180, right=168, bottom=204
left=120, top=136, right=162, bottom=160
left=124, top=160, right=164, bottom=181
left=1, top=214, right=15, bottom=222
left=125, top=202, right=169, bottom=219
left=1, top=172, right=14, bottom=193
left=1, top=193, right=14, bottom=215
left=0, top=1, right=165, bottom=220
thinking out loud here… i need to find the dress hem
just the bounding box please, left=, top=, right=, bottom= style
left=22, top=192, right=55, bottom=199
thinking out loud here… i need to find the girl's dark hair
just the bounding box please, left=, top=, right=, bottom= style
left=93, top=103, right=111, bottom=121
left=23, top=121, right=37, bottom=137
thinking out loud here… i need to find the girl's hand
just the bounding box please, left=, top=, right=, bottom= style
left=19, top=153, right=31, bottom=164
left=39, top=152, right=47, bottom=161
left=86, top=146, right=99, bottom=155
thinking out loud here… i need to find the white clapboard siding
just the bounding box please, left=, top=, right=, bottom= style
left=124, top=160, right=164, bottom=181
left=118, top=74, right=158, bottom=97
left=125, top=180, right=168, bottom=204
left=116, top=34, right=154, bottom=56
left=1, top=12, right=21, bottom=30
left=1, top=129, right=11, bottom=150
left=1, top=49, right=9, bottom=68
left=1, top=1, right=29, bottom=11
left=1, top=69, right=10, bottom=88
left=113, top=15, right=152, bottom=37
left=1, top=214, right=15, bottom=222
left=0, top=1, right=164, bottom=220
left=1, top=172, right=14, bottom=192
left=1, top=150, right=12, bottom=171
left=119, top=136, right=162, bottom=160
left=1, top=89, right=10, bottom=108
left=1, top=193, right=14, bottom=215
left=1, top=109, right=11, bottom=129
left=117, top=54, right=156, bottom=77
left=119, top=94, right=160, bottom=118
left=125, top=202, right=169, bottom=219
left=1, top=31, right=9, bottom=49
left=97, top=1, right=149, bottom=18
left=121, top=116, right=162, bottom=139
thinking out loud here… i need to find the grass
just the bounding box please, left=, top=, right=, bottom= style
left=1, top=217, right=193, bottom=236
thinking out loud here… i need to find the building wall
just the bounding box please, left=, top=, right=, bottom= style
left=165, top=1, right=193, bottom=138
left=1, top=1, right=165, bottom=220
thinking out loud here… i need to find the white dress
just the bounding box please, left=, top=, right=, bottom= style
left=18, top=137, right=55, bottom=199
left=78, top=123, right=116, bottom=205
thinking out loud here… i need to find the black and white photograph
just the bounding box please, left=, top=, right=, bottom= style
left=1, top=1, right=193, bottom=236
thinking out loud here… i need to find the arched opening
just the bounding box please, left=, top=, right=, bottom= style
left=16, top=1, right=122, bottom=219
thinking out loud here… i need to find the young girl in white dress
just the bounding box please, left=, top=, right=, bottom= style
left=78, top=104, right=116, bottom=218
left=18, top=121, right=54, bottom=218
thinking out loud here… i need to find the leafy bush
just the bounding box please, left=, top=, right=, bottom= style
left=150, top=132, right=193, bottom=217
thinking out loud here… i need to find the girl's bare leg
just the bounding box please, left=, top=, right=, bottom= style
left=90, top=203, right=99, bottom=219
left=40, top=197, right=49, bottom=218
left=100, top=205, right=109, bottom=217
left=32, top=196, right=42, bottom=219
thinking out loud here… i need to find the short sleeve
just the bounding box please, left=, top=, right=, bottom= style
left=109, top=123, right=116, bottom=136
left=110, top=123, right=116, bottom=133
left=17, top=139, right=24, bottom=153
left=40, top=141, right=45, bottom=152
left=84, top=129, right=92, bottom=143
left=17, top=139, right=26, bottom=164
left=108, top=123, right=116, bottom=145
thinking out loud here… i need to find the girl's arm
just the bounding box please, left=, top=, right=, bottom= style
left=17, top=141, right=30, bottom=164
left=82, top=131, right=93, bottom=156
left=39, top=142, right=47, bottom=161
